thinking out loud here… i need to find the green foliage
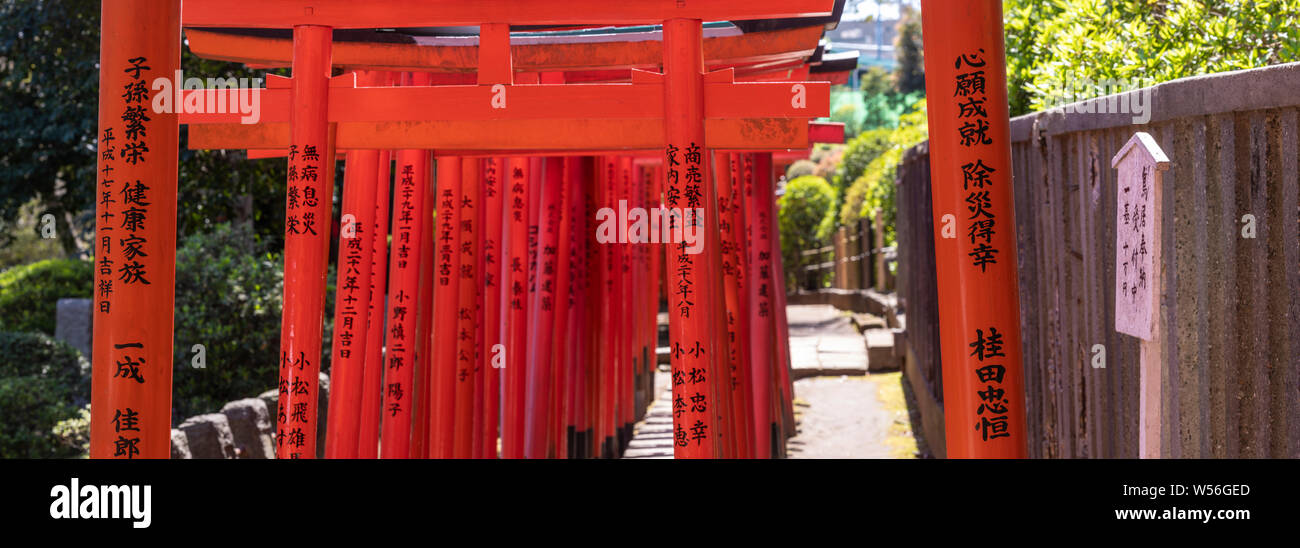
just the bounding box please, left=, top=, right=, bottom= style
left=1004, top=0, right=1300, bottom=116
left=893, top=5, right=926, bottom=94
left=0, top=331, right=89, bottom=458
left=839, top=128, right=894, bottom=193
left=785, top=159, right=818, bottom=180
left=0, top=200, right=68, bottom=270
left=839, top=100, right=929, bottom=247
left=778, top=176, right=837, bottom=290
left=0, top=375, right=82, bottom=458
left=0, top=0, right=293, bottom=256
left=51, top=404, right=91, bottom=458
left=0, top=331, right=90, bottom=400
left=859, top=66, right=893, bottom=96
left=0, top=258, right=92, bottom=335
left=0, top=0, right=100, bottom=256
left=171, top=222, right=285, bottom=420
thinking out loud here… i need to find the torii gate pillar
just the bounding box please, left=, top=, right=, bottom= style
left=90, top=0, right=181, bottom=460
left=920, top=0, right=1028, bottom=458
left=663, top=18, right=718, bottom=458
left=276, top=25, right=335, bottom=459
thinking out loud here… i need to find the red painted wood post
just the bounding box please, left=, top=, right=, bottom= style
left=474, top=23, right=512, bottom=459
left=380, top=100, right=432, bottom=458
left=578, top=157, right=601, bottom=458
left=597, top=156, right=617, bottom=458
left=616, top=156, right=634, bottom=452
left=772, top=207, right=796, bottom=449
left=551, top=157, right=576, bottom=458
left=632, top=164, right=647, bottom=423
left=90, top=0, right=180, bottom=460
left=272, top=25, right=334, bottom=460
left=325, top=143, right=380, bottom=459
left=920, top=0, right=1027, bottom=458
left=481, top=158, right=505, bottom=458
left=732, top=152, right=759, bottom=459
left=502, top=157, right=530, bottom=458
left=452, top=157, right=482, bottom=458
left=525, top=157, right=563, bottom=458
left=663, top=18, right=717, bottom=458
left=470, top=158, right=488, bottom=459
left=359, top=145, right=393, bottom=459
left=716, top=152, right=754, bottom=459
left=563, top=157, right=592, bottom=457
left=413, top=135, right=438, bottom=459
left=632, top=163, right=650, bottom=425
left=744, top=152, right=775, bottom=458
left=429, top=155, right=463, bottom=458
left=754, top=151, right=790, bottom=457
left=704, top=152, right=737, bottom=459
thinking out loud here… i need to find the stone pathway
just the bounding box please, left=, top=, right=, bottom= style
left=623, top=368, right=673, bottom=459
left=625, top=304, right=903, bottom=459
left=787, top=304, right=871, bottom=378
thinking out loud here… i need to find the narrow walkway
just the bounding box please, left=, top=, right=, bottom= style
left=787, top=304, right=870, bottom=378
left=625, top=305, right=910, bottom=459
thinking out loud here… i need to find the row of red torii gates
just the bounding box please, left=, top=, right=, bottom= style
left=91, top=0, right=1030, bottom=459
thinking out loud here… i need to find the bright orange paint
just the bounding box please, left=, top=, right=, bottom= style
left=90, top=0, right=181, bottom=460
left=663, top=19, right=717, bottom=458
left=920, top=0, right=1027, bottom=458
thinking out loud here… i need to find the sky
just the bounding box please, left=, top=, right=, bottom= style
left=842, top=0, right=920, bottom=23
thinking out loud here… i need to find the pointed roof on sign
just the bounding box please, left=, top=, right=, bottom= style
left=1111, top=131, right=1171, bottom=171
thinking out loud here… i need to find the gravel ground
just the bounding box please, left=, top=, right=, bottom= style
left=787, top=375, right=893, bottom=459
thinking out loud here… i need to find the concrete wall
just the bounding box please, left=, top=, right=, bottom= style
left=896, top=63, right=1300, bottom=458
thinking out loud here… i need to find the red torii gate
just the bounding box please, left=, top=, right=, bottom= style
left=93, top=0, right=834, bottom=459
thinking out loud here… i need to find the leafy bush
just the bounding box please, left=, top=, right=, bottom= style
left=785, top=160, right=817, bottom=180
left=839, top=99, right=929, bottom=247
left=0, top=258, right=92, bottom=335
left=51, top=404, right=90, bottom=458
left=777, top=175, right=837, bottom=291
left=171, top=222, right=286, bottom=420
left=0, top=331, right=90, bottom=403
left=0, top=375, right=82, bottom=458
left=1004, top=0, right=1300, bottom=116
left=0, top=331, right=88, bottom=458
left=838, top=128, right=894, bottom=194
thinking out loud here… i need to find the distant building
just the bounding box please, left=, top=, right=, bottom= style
left=826, top=0, right=916, bottom=87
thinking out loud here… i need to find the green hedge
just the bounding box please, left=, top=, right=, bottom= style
left=0, top=331, right=90, bottom=401
left=778, top=175, right=837, bottom=291
left=0, top=332, right=88, bottom=458
left=0, top=258, right=92, bottom=335
left=0, top=375, right=82, bottom=458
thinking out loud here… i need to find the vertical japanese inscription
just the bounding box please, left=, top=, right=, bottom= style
left=666, top=143, right=711, bottom=452
left=91, top=1, right=180, bottom=459
left=953, top=50, right=1000, bottom=273
left=384, top=163, right=416, bottom=422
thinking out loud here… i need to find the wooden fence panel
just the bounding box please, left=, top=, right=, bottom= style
left=894, top=64, right=1300, bottom=458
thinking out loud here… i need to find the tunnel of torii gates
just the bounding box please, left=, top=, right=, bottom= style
left=91, top=0, right=1025, bottom=459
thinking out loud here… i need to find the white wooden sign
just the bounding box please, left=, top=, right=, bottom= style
left=1112, top=132, right=1168, bottom=340
left=1112, top=131, right=1169, bottom=459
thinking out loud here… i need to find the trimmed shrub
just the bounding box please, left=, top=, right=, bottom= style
left=0, top=331, right=90, bottom=404
left=0, top=258, right=92, bottom=335
left=0, top=332, right=88, bottom=458
left=777, top=175, right=837, bottom=291
left=0, top=375, right=82, bottom=458
left=785, top=159, right=817, bottom=181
